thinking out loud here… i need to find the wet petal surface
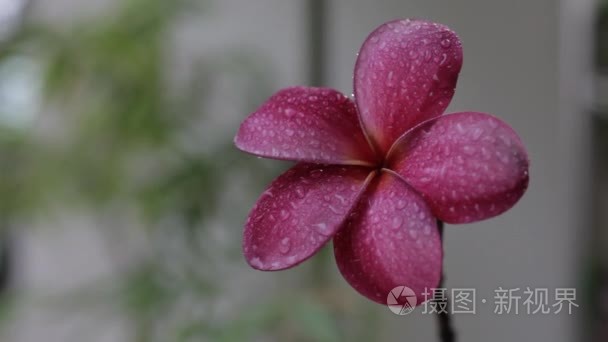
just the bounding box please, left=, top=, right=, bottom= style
left=243, top=163, right=374, bottom=271
left=354, top=19, right=463, bottom=155
left=333, top=171, right=442, bottom=305
left=235, top=87, right=376, bottom=165
left=388, top=112, right=529, bottom=223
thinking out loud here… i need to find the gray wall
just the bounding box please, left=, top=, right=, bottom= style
left=327, top=1, right=588, bottom=341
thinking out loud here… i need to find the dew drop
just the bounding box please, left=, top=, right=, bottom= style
left=440, top=38, right=452, bottom=48
left=310, top=169, right=323, bottom=178
left=279, top=238, right=291, bottom=254
left=488, top=119, right=498, bottom=128
left=334, top=193, right=347, bottom=205
left=280, top=210, right=290, bottom=220
left=295, top=187, right=305, bottom=199
left=328, top=205, right=343, bottom=215
left=423, top=50, right=432, bottom=61
left=284, top=108, right=295, bottom=117
left=471, top=127, right=483, bottom=140
left=482, top=147, right=492, bottom=160
left=314, top=222, right=330, bottom=235
left=499, top=153, right=510, bottom=165
left=409, top=229, right=418, bottom=239
left=396, top=200, right=406, bottom=209
left=456, top=123, right=465, bottom=134
left=250, top=257, right=264, bottom=269
left=463, top=145, right=475, bottom=155
left=391, top=216, right=403, bottom=229
left=386, top=71, right=395, bottom=87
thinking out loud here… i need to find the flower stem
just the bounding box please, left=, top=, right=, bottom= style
left=437, top=221, right=456, bottom=342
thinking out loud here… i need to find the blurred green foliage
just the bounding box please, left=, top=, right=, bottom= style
left=0, top=0, right=387, bottom=341
left=0, top=0, right=275, bottom=340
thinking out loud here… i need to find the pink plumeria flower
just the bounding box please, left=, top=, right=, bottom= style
left=234, top=19, right=529, bottom=305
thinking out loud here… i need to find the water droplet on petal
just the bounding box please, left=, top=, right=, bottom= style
left=250, top=257, right=263, bottom=268
left=391, top=216, right=403, bottom=229
left=409, top=229, right=418, bottom=239
left=463, top=145, right=475, bottom=155
left=284, top=108, right=295, bottom=117
left=310, top=169, right=323, bottom=178
left=396, top=200, right=406, bottom=209
left=471, top=127, right=483, bottom=140
left=386, top=71, right=395, bottom=87
left=279, top=238, right=291, bottom=254
left=295, top=187, right=305, bottom=199
left=314, top=222, right=330, bottom=235
left=329, top=205, right=343, bottom=215
left=334, top=194, right=347, bottom=205
left=440, top=38, right=452, bottom=48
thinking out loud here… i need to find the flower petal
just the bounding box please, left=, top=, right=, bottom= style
left=333, top=171, right=442, bottom=305
left=243, top=163, right=375, bottom=271
left=235, top=87, right=377, bottom=166
left=387, top=112, right=529, bottom=223
left=354, top=19, right=463, bottom=154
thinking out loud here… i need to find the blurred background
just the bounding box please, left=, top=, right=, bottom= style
left=0, top=0, right=604, bottom=341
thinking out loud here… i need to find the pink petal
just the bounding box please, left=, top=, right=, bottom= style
left=333, top=171, right=442, bottom=305
left=243, top=163, right=375, bottom=271
left=387, top=112, right=529, bottom=223
left=235, top=87, right=377, bottom=166
left=354, top=19, right=463, bottom=155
